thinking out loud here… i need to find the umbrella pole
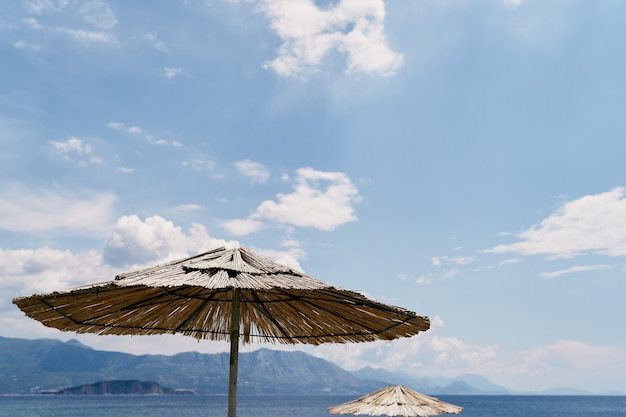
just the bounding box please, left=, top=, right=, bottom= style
left=228, top=288, right=241, bottom=417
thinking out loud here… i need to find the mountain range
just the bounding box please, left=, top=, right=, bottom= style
left=0, top=336, right=622, bottom=396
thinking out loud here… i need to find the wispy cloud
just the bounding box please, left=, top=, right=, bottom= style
left=20, top=1, right=118, bottom=44
left=511, top=340, right=626, bottom=390
left=61, top=27, right=114, bottom=43
left=487, top=188, right=626, bottom=259
left=77, top=0, right=117, bottom=30
left=182, top=159, right=222, bottom=179
left=107, top=121, right=143, bottom=135
left=258, top=0, right=403, bottom=78
left=432, top=255, right=474, bottom=266
left=22, top=0, right=69, bottom=15
left=540, top=264, right=613, bottom=279
left=235, top=159, right=270, bottom=183
left=107, top=121, right=181, bottom=147
left=222, top=167, right=360, bottom=235
left=174, top=204, right=202, bottom=212
left=14, top=40, right=41, bottom=51
left=144, top=33, right=169, bottom=52
left=499, top=258, right=522, bottom=266
left=164, top=67, right=185, bottom=79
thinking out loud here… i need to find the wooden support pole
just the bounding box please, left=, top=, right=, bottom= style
left=228, top=288, right=241, bottom=417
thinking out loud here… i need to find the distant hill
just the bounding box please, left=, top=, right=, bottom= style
left=55, top=380, right=187, bottom=395
left=1, top=336, right=622, bottom=396
left=0, top=336, right=380, bottom=395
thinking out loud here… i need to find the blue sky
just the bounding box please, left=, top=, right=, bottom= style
left=1, top=0, right=625, bottom=393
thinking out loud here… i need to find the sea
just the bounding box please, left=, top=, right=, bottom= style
left=1, top=395, right=626, bottom=417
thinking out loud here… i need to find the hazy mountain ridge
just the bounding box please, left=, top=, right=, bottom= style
left=0, top=336, right=622, bottom=396
left=0, top=336, right=377, bottom=395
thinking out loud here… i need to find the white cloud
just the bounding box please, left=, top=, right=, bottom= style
left=144, top=33, right=169, bottom=52
left=222, top=218, right=265, bottom=236
left=61, top=28, right=114, bottom=43
left=50, top=136, right=92, bottom=157
left=108, top=122, right=182, bottom=147
left=107, top=121, right=143, bottom=135
left=436, top=255, right=474, bottom=265
left=50, top=137, right=103, bottom=166
left=499, top=258, right=521, bottom=266
left=540, top=264, right=613, bottom=279
left=253, top=246, right=306, bottom=272
left=117, top=166, right=135, bottom=173
left=182, top=159, right=222, bottom=178
left=258, top=0, right=403, bottom=77
left=0, top=247, right=114, bottom=305
left=22, top=0, right=69, bottom=15
left=174, top=204, right=202, bottom=212
left=235, top=159, right=271, bottom=183
left=103, top=214, right=236, bottom=267
left=442, top=268, right=457, bottom=279
left=222, top=167, right=360, bottom=234
left=487, top=188, right=626, bottom=259
left=416, top=275, right=433, bottom=285
left=517, top=340, right=624, bottom=373
left=280, top=238, right=300, bottom=248
left=0, top=184, right=116, bottom=235
left=510, top=340, right=626, bottom=391
left=164, top=67, right=184, bottom=79
left=311, top=316, right=498, bottom=376
left=78, top=0, right=117, bottom=30
left=14, top=40, right=41, bottom=51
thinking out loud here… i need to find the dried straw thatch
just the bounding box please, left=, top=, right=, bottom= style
left=327, top=385, right=463, bottom=417
left=12, top=247, right=429, bottom=344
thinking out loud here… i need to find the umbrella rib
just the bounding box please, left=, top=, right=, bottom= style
left=276, top=288, right=398, bottom=336
left=38, top=298, right=82, bottom=326
left=173, top=293, right=220, bottom=332
left=246, top=290, right=292, bottom=339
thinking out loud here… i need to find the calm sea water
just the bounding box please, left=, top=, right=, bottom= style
left=1, top=395, right=625, bottom=417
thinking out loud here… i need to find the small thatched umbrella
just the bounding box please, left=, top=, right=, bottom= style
left=327, top=385, right=463, bottom=417
left=13, top=246, right=430, bottom=417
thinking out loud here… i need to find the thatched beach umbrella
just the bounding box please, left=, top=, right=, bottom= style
left=13, top=246, right=430, bottom=417
left=327, top=385, right=463, bottom=417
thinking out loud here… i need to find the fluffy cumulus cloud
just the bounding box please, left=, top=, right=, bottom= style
left=311, top=316, right=499, bottom=377
left=0, top=247, right=116, bottom=310
left=102, top=214, right=237, bottom=267
left=487, top=188, right=626, bottom=258
left=0, top=183, right=116, bottom=235
left=222, top=167, right=360, bottom=235
left=258, top=0, right=403, bottom=77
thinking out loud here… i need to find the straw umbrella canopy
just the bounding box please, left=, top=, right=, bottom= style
left=327, top=385, right=463, bottom=417
left=13, top=246, right=430, bottom=417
